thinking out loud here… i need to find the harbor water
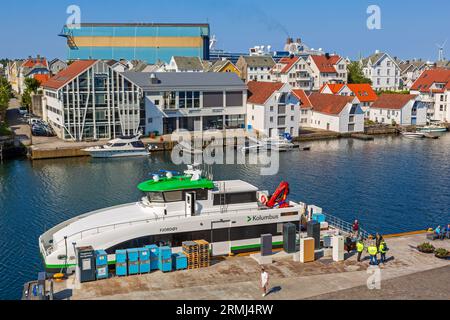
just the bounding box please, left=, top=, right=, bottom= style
left=1, top=134, right=450, bottom=299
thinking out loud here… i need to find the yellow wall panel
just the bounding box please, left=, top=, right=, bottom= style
left=72, top=36, right=203, bottom=48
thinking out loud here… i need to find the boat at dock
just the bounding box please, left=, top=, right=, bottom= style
left=417, top=124, right=448, bottom=133
left=82, top=135, right=150, bottom=158
left=240, top=134, right=296, bottom=153
left=39, top=164, right=313, bottom=273
left=401, top=132, right=425, bottom=139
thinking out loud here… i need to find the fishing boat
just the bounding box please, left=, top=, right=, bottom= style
left=82, top=135, right=150, bottom=158
left=401, top=131, right=425, bottom=139
left=39, top=164, right=306, bottom=273
left=417, top=124, right=448, bottom=133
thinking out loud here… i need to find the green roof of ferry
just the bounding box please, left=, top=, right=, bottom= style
left=137, top=175, right=215, bottom=192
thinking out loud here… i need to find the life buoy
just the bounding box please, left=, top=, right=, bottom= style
left=260, top=194, right=268, bottom=204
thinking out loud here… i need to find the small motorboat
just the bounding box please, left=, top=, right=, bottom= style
left=417, top=124, right=448, bottom=133
left=177, top=140, right=203, bottom=155
left=83, top=134, right=150, bottom=158
left=401, top=131, right=425, bottom=139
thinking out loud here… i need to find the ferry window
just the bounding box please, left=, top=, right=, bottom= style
left=213, top=192, right=257, bottom=205
left=164, top=190, right=183, bottom=202
left=112, top=143, right=126, bottom=147
left=193, top=189, right=208, bottom=201
left=131, top=141, right=145, bottom=148
left=147, top=192, right=164, bottom=203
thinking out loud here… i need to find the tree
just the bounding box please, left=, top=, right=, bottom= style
left=21, top=77, right=41, bottom=108
left=347, top=61, right=372, bottom=84
left=0, top=76, right=12, bottom=123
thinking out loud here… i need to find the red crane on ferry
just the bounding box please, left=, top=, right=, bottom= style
left=265, top=181, right=290, bottom=208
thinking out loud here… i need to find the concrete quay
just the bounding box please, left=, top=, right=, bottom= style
left=52, top=233, right=449, bottom=300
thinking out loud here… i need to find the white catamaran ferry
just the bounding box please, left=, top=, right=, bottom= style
left=39, top=165, right=306, bottom=273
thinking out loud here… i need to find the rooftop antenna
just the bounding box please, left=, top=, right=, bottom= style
left=436, top=39, right=447, bottom=62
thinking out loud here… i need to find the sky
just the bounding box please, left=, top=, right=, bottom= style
left=1, top=0, right=449, bottom=61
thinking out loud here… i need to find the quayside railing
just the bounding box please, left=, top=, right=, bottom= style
left=322, top=212, right=370, bottom=239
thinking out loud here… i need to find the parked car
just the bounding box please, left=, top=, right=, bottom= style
left=18, top=106, right=28, bottom=116
left=31, top=122, right=55, bottom=137
left=28, top=118, right=45, bottom=126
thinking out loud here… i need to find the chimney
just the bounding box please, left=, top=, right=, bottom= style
left=296, top=38, right=301, bottom=44
left=286, top=37, right=292, bottom=44
left=149, top=73, right=159, bottom=84
left=325, top=52, right=330, bottom=59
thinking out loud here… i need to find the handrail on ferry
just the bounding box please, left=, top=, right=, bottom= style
left=322, top=212, right=370, bottom=239
left=52, top=205, right=303, bottom=247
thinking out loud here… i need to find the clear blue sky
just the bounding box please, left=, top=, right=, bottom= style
left=1, top=0, right=449, bottom=61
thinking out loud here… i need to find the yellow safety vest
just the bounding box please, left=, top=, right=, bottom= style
left=356, top=241, right=364, bottom=253
left=367, top=246, right=377, bottom=256
left=379, top=242, right=386, bottom=254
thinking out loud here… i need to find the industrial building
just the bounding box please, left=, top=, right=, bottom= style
left=60, top=23, right=210, bottom=64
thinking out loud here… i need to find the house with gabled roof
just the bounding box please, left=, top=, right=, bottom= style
left=307, top=93, right=364, bottom=133
left=167, top=56, right=204, bottom=72
left=360, top=50, right=401, bottom=91
left=398, top=59, right=432, bottom=90
left=307, top=54, right=348, bottom=90
left=207, top=59, right=241, bottom=78
left=320, top=83, right=378, bottom=117
left=236, top=55, right=275, bottom=82
left=410, top=68, right=450, bottom=122
left=271, top=56, right=314, bottom=90
left=369, top=93, right=427, bottom=125
left=246, top=81, right=300, bottom=137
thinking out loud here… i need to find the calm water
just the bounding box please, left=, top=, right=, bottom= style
left=1, top=134, right=450, bottom=299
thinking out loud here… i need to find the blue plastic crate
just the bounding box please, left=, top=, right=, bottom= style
left=158, top=246, right=172, bottom=272
left=172, top=253, right=187, bottom=270
left=138, top=248, right=150, bottom=274
left=312, top=213, right=325, bottom=223
left=115, top=250, right=127, bottom=276
left=145, top=245, right=159, bottom=271
left=127, top=248, right=140, bottom=275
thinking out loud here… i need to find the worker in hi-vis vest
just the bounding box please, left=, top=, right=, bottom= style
left=356, top=238, right=365, bottom=262
left=378, top=240, right=388, bottom=264
left=367, top=241, right=378, bottom=265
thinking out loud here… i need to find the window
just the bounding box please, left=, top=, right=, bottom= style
left=270, top=116, right=273, bottom=122
left=226, top=91, right=243, bottom=107
left=291, top=116, right=294, bottom=121
left=213, top=192, right=257, bottom=205
left=147, top=117, right=152, bottom=124
left=154, top=100, right=160, bottom=106
left=270, top=106, right=274, bottom=112
left=179, top=91, right=200, bottom=109
left=203, top=91, right=224, bottom=108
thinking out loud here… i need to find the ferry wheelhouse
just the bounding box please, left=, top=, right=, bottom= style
left=39, top=165, right=305, bottom=273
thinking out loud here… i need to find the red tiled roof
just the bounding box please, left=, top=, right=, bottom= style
left=346, top=84, right=378, bottom=103
left=308, top=93, right=354, bottom=115
left=371, top=94, right=417, bottom=110
left=310, top=55, right=341, bottom=73
left=247, top=81, right=285, bottom=105
left=291, top=89, right=312, bottom=108
left=42, top=60, right=97, bottom=90
left=22, top=57, right=48, bottom=69
left=320, top=83, right=345, bottom=94
left=279, top=56, right=299, bottom=73
left=33, top=74, right=50, bottom=84
left=410, top=68, right=450, bottom=92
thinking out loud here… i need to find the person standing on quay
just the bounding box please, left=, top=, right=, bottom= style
left=352, top=219, right=359, bottom=237
left=260, top=266, right=269, bottom=297
left=356, top=238, right=365, bottom=262
left=367, top=241, right=378, bottom=265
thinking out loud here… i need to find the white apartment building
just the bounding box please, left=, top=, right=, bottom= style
left=307, top=93, right=364, bottom=133
left=307, top=54, right=348, bottom=90
left=271, top=56, right=314, bottom=90
left=246, top=81, right=300, bottom=137
left=236, top=56, right=275, bottom=82
left=369, top=94, right=427, bottom=125
left=292, top=89, right=313, bottom=128
left=410, top=68, right=450, bottom=122
left=121, top=72, right=247, bottom=135
left=360, top=51, right=401, bottom=91
left=399, top=60, right=432, bottom=90
left=42, top=60, right=142, bottom=141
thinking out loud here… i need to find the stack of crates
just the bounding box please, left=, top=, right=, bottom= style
left=171, top=252, right=188, bottom=270
left=115, top=250, right=127, bottom=276
left=138, top=248, right=150, bottom=274
left=195, top=240, right=210, bottom=268
left=145, top=244, right=159, bottom=271
left=95, top=250, right=108, bottom=280
left=182, top=241, right=199, bottom=269
left=127, top=248, right=139, bottom=275
left=158, top=246, right=172, bottom=272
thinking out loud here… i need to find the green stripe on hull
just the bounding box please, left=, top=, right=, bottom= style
left=231, top=241, right=283, bottom=251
